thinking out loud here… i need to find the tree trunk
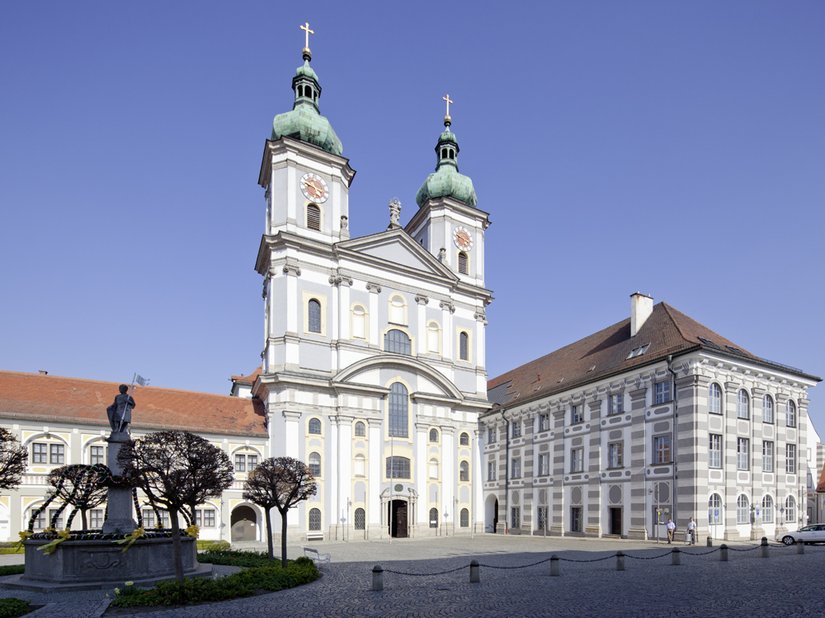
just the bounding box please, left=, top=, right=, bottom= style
left=280, top=507, right=289, bottom=568
left=170, top=507, right=184, bottom=583
left=265, top=506, right=274, bottom=560
left=81, top=509, right=88, bottom=531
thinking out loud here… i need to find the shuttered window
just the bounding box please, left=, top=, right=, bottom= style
left=307, top=203, right=321, bottom=230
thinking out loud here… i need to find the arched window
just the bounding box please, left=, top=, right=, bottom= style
left=459, top=432, right=469, bottom=446
left=429, top=508, right=439, bottom=528
left=737, top=390, right=750, bottom=419
left=308, top=418, right=321, bottom=435
left=386, top=456, right=410, bottom=479
left=785, top=496, right=796, bottom=523
left=708, top=383, right=722, bottom=414
left=306, top=203, right=321, bottom=230
left=763, top=395, right=774, bottom=424
left=307, top=299, right=322, bottom=333
left=309, top=508, right=322, bottom=531
left=308, top=452, right=321, bottom=476
left=762, top=495, right=774, bottom=524
left=352, top=305, right=366, bottom=339
left=388, top=382, right=408, bottom=437
left=736, top=495, right=750, bottom=525
left=429, top=458, right=439, bottom=479
left=460, top=460, right=469, bottom=482
left=389, top=295, right=406, bottom=325
left=458, top=251, right=468, bottom=274
left=460, top=508, right=469, bottom=528
left=708, top=493, right=722, bottom=525
left=427, top=321, right=441, bottom=353
left=354, top=421, right=366, bottom=437
left=354, top=454, right=366, bottom=477
left=429, top=428, right=439, bottom=443
left=786, top=400, right=797, bottom=428
left=459, top=331, right=469, bottom=361
left=354, top=508, right=366, bottom=530
left=384, top=329, right=411, bottom=355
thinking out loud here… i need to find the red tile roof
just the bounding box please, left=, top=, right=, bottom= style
left=0, top=371, right=266, bottom=437
left=488, top=302, right=819, bottom=408
left=230, top=366, right=262, bottom=386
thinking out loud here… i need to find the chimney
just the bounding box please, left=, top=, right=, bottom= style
left=630, top=292, right=653, bottom=337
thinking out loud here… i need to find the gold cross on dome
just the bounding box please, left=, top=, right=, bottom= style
left=443, top=93, right=453, bottom=117
left=300, top=22, right=315, bottom=50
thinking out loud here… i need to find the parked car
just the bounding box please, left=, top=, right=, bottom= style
left=778, top=524, right=825, bottom=545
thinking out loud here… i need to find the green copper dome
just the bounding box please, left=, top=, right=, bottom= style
left=416, top=120, right=477, bottom=208
left=272, top=52, right=343, bottom=156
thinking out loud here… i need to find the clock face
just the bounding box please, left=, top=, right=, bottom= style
left=300, top=173, right=329, bottom=203
left=453, top=226, right=473, bottom=251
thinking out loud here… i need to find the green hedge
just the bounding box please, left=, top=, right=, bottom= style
left=0, top=565, right=25, bottom=576
left=198, top=549, right=274, bottom=568
left=0, top=598, right=30, bottom=618
left=110, top=558, right=318, bottom=608
left=196, top=540, right=230, bottom=552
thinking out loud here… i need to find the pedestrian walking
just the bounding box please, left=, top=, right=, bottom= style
left=686, top=517, right=697, bottom=545
left=666, top=518, right=676, bottom=544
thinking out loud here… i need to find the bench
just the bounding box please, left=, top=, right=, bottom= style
left=303, top=546, right=331, bottom=566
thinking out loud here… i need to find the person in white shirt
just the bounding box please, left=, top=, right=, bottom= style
left=686, top=516, right=697, bottom=545
left=666, top=518, right=676, bottom=544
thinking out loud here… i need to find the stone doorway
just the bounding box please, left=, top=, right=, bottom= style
left=485, top=495, right=499, bottom=533
left=387, top=499, right=408, bottom=538
left=231, top=505, right=257, bottom=542
left=610, top=507, right=622, bottom=536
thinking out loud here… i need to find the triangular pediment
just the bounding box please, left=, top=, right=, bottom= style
left=336, top=229, right=457, bottom=281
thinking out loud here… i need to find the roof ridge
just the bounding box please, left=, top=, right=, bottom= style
left=659, top=302, right=692, bottom=344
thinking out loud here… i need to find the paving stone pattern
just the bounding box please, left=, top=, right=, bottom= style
left=3, top=537, right=824, bottom=617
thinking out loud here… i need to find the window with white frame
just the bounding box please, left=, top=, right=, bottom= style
left=653, top=435, right=672, bottom=464
left=608, top=394, right=624, bottom=416
left=511, top=457, right=521, bottom=479
left=761, top=440, right=774, bottom=472
left=709, top=434, right=722, bottom=469
left=307, top=298, right=322, bottom=333
left=32, top=442, right=47, bottom=464
left=785, top=496, right=796, bottom=523
left=654, top=381, right=672, bottom=404
left=459, top=432, right=470, bottom=446
left=487, top=426, right=497, bottom=444
left=763, top=395, right=774, bottom=424
left=234, top=453, right=247, bottom=472
left=571, top=404, right=584, bottom=424
left=308, top=417, right=322, bottom=434
left=487, top=459, right=496, bottom=481
left=459, top=331, right=470, bottom=361
left=195, top=508, right=216, bottom=527
left=709, top=383, right=722, bottom=414
left=89, top=444, right=106, bottom=466
left=354, top=421, right=366, bottom=437
left=388, top=382, right=409, bottom=438
left=762, top=495, right=774, bottom=524
left=32, top=441, right=66, bottom=465
left=786, top=400, right=797, bottom=428
left=786, top=444, right=797, bottom=474
left=737, top=438, right=750, bottom=470
left=570, top=447, right=583, bottom=473
left=538, top=413, right=550, bottom=432
left=511, top=506, right=521, bottom=529
left=32, top=508, right=46, bottom=530
left=708, top=493, right=722, bottom=525
left=537, top=453, right=550, bottom=476
left=511, top=420, right=521, bottom=439
left=608, top=442, right=623, bottom=468
left=48, top=508, right=64, bottom=530
left=142, top=508, right=156, bottom=529
left=309, top=452, right=321, bottom=476
left=737, top=389, right=750, bottom=420
left=736, top=495, right=750, bottom=525
left=460, top=460, right=469, bottom=482
left=90, top=508, right=104, bottom=529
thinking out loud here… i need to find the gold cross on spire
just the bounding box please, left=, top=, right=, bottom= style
left=443, top=93, right=453, bottom=118
left=300, top=22, right=314, bottom=52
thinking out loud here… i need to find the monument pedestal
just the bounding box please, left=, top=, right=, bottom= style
left=102, top=430, right=137, bottom=534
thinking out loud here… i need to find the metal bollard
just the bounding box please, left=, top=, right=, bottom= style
left=615, top=551, right=625, bottom=571
left=469, top=559, right=480, bottom=583
left=550, top=555, right=560, bottom=577
left=372, top=564, right=384, bottom=591
left=720, top=544, right=728, bottom=561
left=760, top=537, right=769, bottom=558
left=671, top=548, right=681, bottom=566
left=706, top=536, right=713, bottom=547
left=797, top=539, right=805, bottom=555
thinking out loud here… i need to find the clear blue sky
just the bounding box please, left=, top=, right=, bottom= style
left=2, top=2, right=823, bottom=428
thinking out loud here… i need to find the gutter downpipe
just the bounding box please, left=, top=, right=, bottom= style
left=502, top=408, right=510, bottom=534
left=667, top=355, right=678, bottom=528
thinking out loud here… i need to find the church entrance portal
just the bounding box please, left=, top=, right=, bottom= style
left=388, top=500, right=408, bottom=538
left=231, top=505, right=257, bottom=542
left=485, top=495, right=499, bottom=533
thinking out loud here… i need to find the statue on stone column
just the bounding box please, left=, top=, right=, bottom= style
left=107, top=384, right=136, bottom=433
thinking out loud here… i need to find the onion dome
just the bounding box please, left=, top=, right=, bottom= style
left=272, top=47, right=343, bottom=156
left=415, top=110, right=477, bottom=208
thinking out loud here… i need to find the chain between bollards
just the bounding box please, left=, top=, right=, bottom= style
left=615, top=551, right=625, bottom=571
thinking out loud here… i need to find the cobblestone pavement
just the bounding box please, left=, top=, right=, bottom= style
left=2, top=537, right=824, bottom=617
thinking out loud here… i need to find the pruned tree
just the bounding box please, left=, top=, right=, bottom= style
left=119, top=430, right=234, bottom=582
left=0, top=427, right=28, bottom=492
left=243, top=456, right=316, bottom=566
left=46, top=464, right=108, bottom=529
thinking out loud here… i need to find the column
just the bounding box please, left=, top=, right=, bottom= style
left=627, top=386, right=648, bottom=540
left=586, top=397, right=602, bottom=537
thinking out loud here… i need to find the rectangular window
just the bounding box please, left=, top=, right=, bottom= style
left=196, top=508, right=216, bottom=528
left=654, top=381, right=672, bottom=404
left=762, top=441, right=774, bottom=473
left=49, top=444, right=65, bottom=465
left=653, top=435, right=672, bottom=464
left=709, top=434, right=722, bottom=469
left=608, top=442, right=623, bottom=469
left=511, top=421, right=521, bottom=439
left=142, top=509, right=155, bottom=529
left=234, top=454, right=246, bottom=473
left=158, top=510, right=171, bottom=528
left=34, top=510, right=46, bottom=530
left=49, top=508, right=64, bottom=530
left=570, top=447, right=583, bottom=473
left=386, top=457, right=411, bottom=479
left=247, top=455, right=258, bottom=471
left=537, top=506, right=548, bottom=531
left=32, top=443, right=47, bottom=464
left=608, top=394, right=624, bottom=416
left=571, top=404, right=584, bottom=424
left=487, top=460, right=496, bottom=481
left=487, top=427, right=497, bottom=445
left=737, top=437, right=750, bottom=471
left=570, top=506, right=582, bottom=533
left=90, top=445, right=105, bottom=466
left=538, top=413, right=551, bottom=432
left=538, top=453, right=550, bottom=476
left=90, top=509, right=104, bottom=529
left=511, top=458, right=521, bottom=479
left=511, top=506, right=521, bottom=529
left=786, top=444, right=797, bottom=474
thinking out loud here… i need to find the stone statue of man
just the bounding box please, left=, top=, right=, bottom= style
left=106, top=384, right=136, bottom=433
